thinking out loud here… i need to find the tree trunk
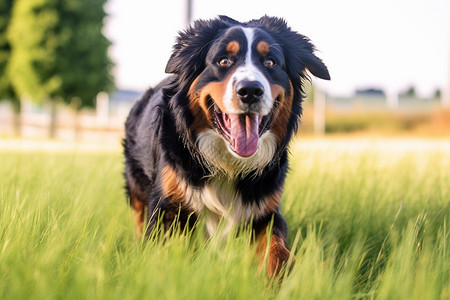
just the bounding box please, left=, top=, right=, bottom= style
left=48, top=100, right=57, bottom=139
left=71, top=97, right=82, bottom=142
left=11, top=100, right=21, bottom=137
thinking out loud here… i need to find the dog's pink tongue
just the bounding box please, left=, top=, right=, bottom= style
left=229, top=114, right=260, bottom=157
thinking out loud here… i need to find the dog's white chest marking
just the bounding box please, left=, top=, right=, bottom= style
left=184, top=176, right=265, bottom=237
left=191, top=127, right=277, bottom=236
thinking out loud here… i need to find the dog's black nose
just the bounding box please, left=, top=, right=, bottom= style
left=236, top=81, right=264, bottom=104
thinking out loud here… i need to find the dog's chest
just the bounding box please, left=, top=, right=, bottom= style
left=184, top=176, right=264, bottom=236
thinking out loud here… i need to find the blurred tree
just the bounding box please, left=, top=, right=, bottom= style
left=0, top=0, right=21, bottom=135
left=433, top=88, right=441, bottom=100
left=400, top=86, right=417, bottom=98
left=7, top=0, right=114, bottom=136
left=0, top=0, right=16, bottom=101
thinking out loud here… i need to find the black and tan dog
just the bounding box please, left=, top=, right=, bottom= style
left=123, top=15, right=330, bottom=277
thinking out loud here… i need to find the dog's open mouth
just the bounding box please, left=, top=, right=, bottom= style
left=213, top=105, right=269, bottom=157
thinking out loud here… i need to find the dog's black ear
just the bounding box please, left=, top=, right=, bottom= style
left=300, top=50, right=330, bottom=80
left=249, top=16, right=330, bottom=81
left=165, top=17, right=237, bottom=80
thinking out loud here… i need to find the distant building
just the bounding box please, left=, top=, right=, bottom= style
left=354, top=88, right=386, bottom=98
left=108, top=89, right=143, bottom=120
left=110, top=89, right=143, bottom=106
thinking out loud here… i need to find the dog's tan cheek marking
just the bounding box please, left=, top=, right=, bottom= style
left=199, top=72, right=237, bottom=112
left=226, top=41, right=240, bottom=56
left=189, top=77, right=214, bottom=134
left=200, top=81, right=227, bottom=112
left=256, top=41, right=270, bottom=56
left=270, top=81, right=293, bottom=145
left=161, top=165, right=185, bottom=203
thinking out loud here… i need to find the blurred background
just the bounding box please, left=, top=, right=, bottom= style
left=0, top=0, right=449, bottom=144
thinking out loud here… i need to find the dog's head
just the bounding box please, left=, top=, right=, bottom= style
left=166, top=16, right=329, bottom=171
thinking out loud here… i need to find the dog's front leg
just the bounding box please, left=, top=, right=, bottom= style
left=254, top=212, right=292, bottom=278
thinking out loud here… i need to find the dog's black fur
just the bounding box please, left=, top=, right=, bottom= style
left=123, top=16, right=329, bottom=277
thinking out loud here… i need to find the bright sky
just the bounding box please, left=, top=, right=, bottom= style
left=105, top=0, right=449, bottom=97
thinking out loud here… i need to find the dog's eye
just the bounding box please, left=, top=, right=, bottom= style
left=218, top=57, right=232, bottom=67
left=264, top=58, right=275, bottom=68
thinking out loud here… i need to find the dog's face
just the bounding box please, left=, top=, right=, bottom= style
left=190, top=26, right=291, bottom=158
left=166, top=16, right=329, bottom=169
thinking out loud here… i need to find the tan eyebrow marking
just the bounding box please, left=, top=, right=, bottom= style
left=256, top=41, right=270, bottom=56
left=226, top=41, right=240, bottom=56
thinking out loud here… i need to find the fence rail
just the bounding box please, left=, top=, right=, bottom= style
left=1, top=93, right=449, bottom=142
left=0, top=96, right=132, bottom=143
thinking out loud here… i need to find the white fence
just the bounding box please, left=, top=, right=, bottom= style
left=0, top=94, right=134, bottom=144
left=1, top=91, right=448, bottom=142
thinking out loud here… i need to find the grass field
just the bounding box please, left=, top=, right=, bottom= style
left=1, top=138, right=449, bottom=299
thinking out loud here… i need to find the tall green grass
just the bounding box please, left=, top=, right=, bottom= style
left=1, top=140, right=449, bottom=299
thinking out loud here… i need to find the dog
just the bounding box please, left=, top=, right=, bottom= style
left=123, top=15, right=330, bottom=277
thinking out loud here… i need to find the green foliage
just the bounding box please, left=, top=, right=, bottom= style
left=7, top=0, right=113, bottom=106
left=0, top=140, right=449, bottom=299
left=400, top=86, right=417, bottom=99
left=0, top=0, right=16, bottom=101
